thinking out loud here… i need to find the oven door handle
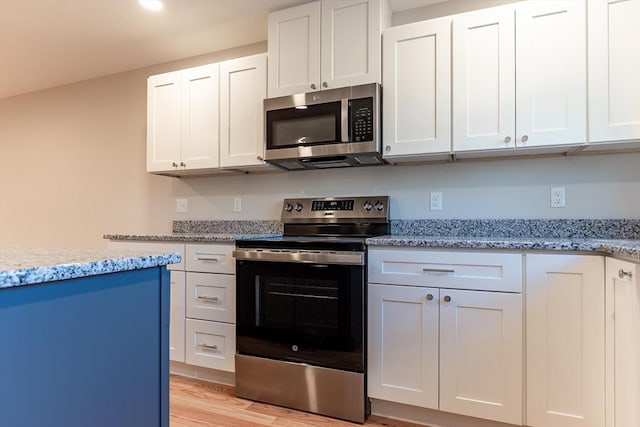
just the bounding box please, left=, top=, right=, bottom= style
left=232, top=249, right=364, bottom=266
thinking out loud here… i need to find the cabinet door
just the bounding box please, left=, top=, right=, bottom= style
left=382, top=17, right=451, bottom=160
left=170, top=271, right=186, bottom=363
left=589, top=0, right=640, bottom=143
left=321, top=0, right=382, bottom=90
left=515, top=1, right=586, bottom=148
left=439, top=289, right=523, bottom=425
left=267, top=1, right=321, bottom=97
left=146, top=71, right=181, bottom=172
left=219, top=54, right=267, bottom=169
left=526, top=254, right=605, bottom=427
left=368, top=284, right=438, bottom=409
left=605, top=258, right=640, bottom=427
left=180, top=63, right=220, bottom=171
left=452, top=6, right=515, bottom=152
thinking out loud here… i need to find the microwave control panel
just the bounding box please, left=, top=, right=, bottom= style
left=350, top=98, right=374, bottom=142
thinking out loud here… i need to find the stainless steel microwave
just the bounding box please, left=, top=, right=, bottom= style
left=263, top=83, right=384, bottom=170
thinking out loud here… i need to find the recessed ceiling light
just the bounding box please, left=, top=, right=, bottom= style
left=138, top=0, right=163, bottom=11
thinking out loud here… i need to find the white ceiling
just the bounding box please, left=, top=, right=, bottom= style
left=0, top=0, right=443, bottom=100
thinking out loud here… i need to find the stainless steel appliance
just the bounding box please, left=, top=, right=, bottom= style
left=263, top=83, right=384, bottom=170
left=233, top=196, right=390, bottom=423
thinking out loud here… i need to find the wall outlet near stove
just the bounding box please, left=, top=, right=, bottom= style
left=551, top=187, right=565, bottom=208
left=430, top=192, right=443, bottom=211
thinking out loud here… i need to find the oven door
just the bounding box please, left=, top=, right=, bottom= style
left=236, top=256, right=364, bottom=372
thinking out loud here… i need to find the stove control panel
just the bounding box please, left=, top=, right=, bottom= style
left=281, top=196, right=389, bottom=222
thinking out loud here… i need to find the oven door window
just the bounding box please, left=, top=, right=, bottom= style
left=266, top=101, right=341, bottom=149
left=236, top=260, right=364, bottom=372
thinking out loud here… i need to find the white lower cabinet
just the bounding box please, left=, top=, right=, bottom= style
left=368, top=284, right=439, bottom=409
left=368, top=248, right=523, bottom=425
left=605, top=258, right=640, bottom=427
left=526, top=254, right=605, bottom=427
left=439, top=289, right=522, bottom=424
left=107, top=240, right=236, bottom=372
left=185, top=319, right=235, bottom=372
left=169, top=271, right=186, bottom=363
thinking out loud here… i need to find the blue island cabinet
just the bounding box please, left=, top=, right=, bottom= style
left=0, top=266, right=170, bottom=427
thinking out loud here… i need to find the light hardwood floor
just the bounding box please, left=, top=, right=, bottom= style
left=170, top=375, right=424, bottom=427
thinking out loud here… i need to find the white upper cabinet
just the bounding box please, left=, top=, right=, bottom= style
left=219, top=54, right=268, bottom=169
left=268, top=0, right=388, bottom=98
left=147, top=64, right=220, bottom=174
left=452, top=6, right=515, bottom=153
left=180, top=64, right=220, bottom=170
left=382, top=17, right=451, bottom=161
left=453, top=1, right=587, bottom=153
left=147, top=70, right=183, bottom=172
left=268, top=1, right=321, bottom=97
left=320, top=0, right=383, bottom=90
left=588, top=0, right=640, bottom=145
left=516, top=1, right=587, bottom=148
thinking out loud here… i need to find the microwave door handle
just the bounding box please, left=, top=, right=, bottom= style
left=341, top=98, right=349, bottom=142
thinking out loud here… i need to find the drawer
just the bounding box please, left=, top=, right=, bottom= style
left=185, top=244, right=235, bottom=274
left=185, top=272, right=235, bottom=323
left=185, top=319, right=235, bottom=372
left=368, top=248, right=522, bottom=293
left=108, top=241, right=185, bottom=271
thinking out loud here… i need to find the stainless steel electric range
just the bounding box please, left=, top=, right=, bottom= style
left=233, top=196, right=390, bottom=423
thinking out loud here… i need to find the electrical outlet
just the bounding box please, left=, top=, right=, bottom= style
left=551, top=187, right=565, bottom=208
left=430, top=192, right=443, bottom=211
left=176, top=198, right=188, bottom=213
left=233, top=197, right=242, bottom=212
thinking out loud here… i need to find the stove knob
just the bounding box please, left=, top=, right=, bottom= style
left=375, top=201, right=385, bottom=211
left=285, top=203, right=294, bottom=212
left=363, top=201, right=373, bottom=211
left=295, top=203, right=303, bottom=212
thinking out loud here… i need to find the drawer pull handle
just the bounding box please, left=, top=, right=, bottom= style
left=422, top=268, right=455, bottom=274
left=197, top=296, right=219, bottom=303
left=618, top=269, right=633, bottom=279
left=426, top=294, right=434, bottom=301
left=443, top=295, right=452, bottom=303
left=198, top=344, right=218, bottom=351
left=196, top=256, right=219, bottom=263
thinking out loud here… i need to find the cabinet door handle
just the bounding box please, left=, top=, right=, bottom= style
left=179, top=161, right=186, bottom=168
left=426, top=294, right=434, bottom=301
left=443, top=295, right=452, bottom=303
left=310, top=83, right=317, bottom=90
left=521, top=134, right=529, bottom=142
left=619, top=269, right=633, bottom=279
left=504, top=136, right=512, bottom=143
left=197, top=296, right=219, bottom=303
left=322, top=81, right=328, bottom=88
left=422, top=268, right=455, bottom=273
left=385, top=145, right=391, bottom=152
left=198, top=344, right=218, bottom=351
left=196, top=256, right=219, bottom=263
left=172, top=162, right=178, bottom=168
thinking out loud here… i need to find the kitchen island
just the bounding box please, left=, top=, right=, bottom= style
left=0, top=248, right=181, bottom=427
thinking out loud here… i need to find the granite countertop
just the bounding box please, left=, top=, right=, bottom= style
left=103, top=232, right=281, bottom=243
left=366, top=236, right=640, bottom=261
left=0, top=248, right=182, bottom=289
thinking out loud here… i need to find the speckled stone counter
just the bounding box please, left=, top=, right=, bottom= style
left=0, top=248, right=182, bottom=289
left=366, top=236, right=640, bottom=261
left=104, top=232, right=281, bottom=242
left=105, top=219, right=283, bottom=243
